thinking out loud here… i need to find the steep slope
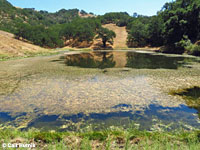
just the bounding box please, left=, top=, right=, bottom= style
left=103, top=24, right=128, bottom=49
left=0, top=30, right=51, bottom=59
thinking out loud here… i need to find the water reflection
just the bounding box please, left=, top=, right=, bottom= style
left=0, top=112, right=14, bottom=123
left=65, top=52, right=115, bottom=69
left=64, top=51, right=198, bottom=69
left=21, top=104, right=200, bottom=131
left=126, top=52, right=184, bottom=69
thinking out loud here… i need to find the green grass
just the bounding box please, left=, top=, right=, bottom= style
left=0, top=51, right=59, bottom=61
left=0, top=47, right=93, bottom=61
left=0, top=128, right=199, bottom=150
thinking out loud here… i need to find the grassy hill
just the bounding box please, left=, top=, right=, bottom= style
left=0, top=30, right=54, bottom=60
left=0, top=0, right=89, bottom=33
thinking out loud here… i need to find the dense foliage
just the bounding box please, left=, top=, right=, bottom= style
left=61, top=18, right=101, bottom=43
left=98, top=12, right=132, bottom=27
left=0, top=0, right=80, bottom=32
left=0, top=0, right=117, bottom=48
left=160, top=0, right=200, bottom=54
left=15, top=24, right=64, bottom=48
left=127, top=0, right=200, bottom=55
left=96, top=27, right=116, bottom=47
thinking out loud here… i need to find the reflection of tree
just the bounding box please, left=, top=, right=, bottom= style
left=95, top=52, right=116, bottom=69
left=125, top=52, right=185, bottom=69
left=65, top=53, right=97, bottom=68
left=65, top=52, right=116, bottom=69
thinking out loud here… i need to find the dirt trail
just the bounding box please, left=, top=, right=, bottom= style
left=103, top=24, right=128, bottom=49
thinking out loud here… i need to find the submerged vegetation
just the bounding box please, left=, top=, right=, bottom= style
left=171, top=86, right=200, bottom=101
left=170, top=86, right=200, bottom=118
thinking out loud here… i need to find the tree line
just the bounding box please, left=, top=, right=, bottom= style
left=127, top=0, right=200, bottom=56
left=0, top=0, right=116, bottom=48
left=14, top=17, right=116, bottom=48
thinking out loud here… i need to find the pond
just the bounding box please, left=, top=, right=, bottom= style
left=0, top=50, right=200, bottom=131
left=64, top=51, right=198, bottom=69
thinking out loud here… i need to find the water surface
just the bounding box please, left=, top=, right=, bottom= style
left=64, top=51, right=198, bottom=69
left=0, top=50, right=200, bottom=131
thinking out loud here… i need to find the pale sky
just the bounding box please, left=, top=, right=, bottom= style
left=7, top=0, right=172, bottom=16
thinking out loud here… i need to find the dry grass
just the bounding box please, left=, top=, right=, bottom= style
left=103, top=24, right=128, bottom=49
left=78, top=11, right=95, bottom=18
left=0, top=30, right=53, bottom=59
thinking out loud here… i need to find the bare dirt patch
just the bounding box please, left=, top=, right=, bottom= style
left=103, top=24, right=128, bottom=49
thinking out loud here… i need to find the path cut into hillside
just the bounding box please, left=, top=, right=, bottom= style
left=103, top=24, right=128, bottom=49
left=0, top=30, right=51, bottom=58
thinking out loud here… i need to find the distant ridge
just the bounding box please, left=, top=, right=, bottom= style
left=0, top=0, right=92, bottom=33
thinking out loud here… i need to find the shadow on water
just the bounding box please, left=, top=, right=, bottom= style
left=63, top=51, right=199, bottom=69
left=23, top=104, right=199, bottom=131
left=171, top=86, right=200, bottom=118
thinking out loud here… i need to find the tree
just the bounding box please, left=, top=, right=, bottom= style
left=61, top=18, right=101, bottom=43
left=159, top=0, right=200, bottom=53
left=127, top=20, right=149, bottom=47
left=148, top=16, right=164, bottom=47
left=96, top=27, right=116, bottom=48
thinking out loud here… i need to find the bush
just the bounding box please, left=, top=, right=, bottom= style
left=161, top=35, right=192, bottom=54
left=186, top=44, right=200, bottom=56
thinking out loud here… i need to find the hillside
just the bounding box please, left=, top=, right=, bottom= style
left=0, top=0, right=90, bottom=33
left=0, top=30, right=51, bottom=59
left=89, top=24, right=128, bottom=50
left=103, top=24, right=128, bottom=49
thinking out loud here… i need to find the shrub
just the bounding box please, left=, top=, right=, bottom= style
left=186, top=44, right=200, bottom=56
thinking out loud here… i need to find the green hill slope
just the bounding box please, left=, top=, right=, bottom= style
left=0, top=0, right=80, bottom=33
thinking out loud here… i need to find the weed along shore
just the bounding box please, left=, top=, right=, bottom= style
left=0, top=128, right=200, bottom=149
left=0, top=50, right=200, bottom=149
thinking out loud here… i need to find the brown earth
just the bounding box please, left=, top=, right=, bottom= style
left=65, top=24, right=129, bottom=50
left=0, top=30, right=51, bottom=59
left=78, top=11, right=95, bottom=18
left=103, top=24, right=128, bottom=49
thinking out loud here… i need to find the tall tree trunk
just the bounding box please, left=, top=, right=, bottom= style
left=103, top=40, right=106, bottom=48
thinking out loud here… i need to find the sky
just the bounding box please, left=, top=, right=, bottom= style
left=7, top=0, right=172, bottom=16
